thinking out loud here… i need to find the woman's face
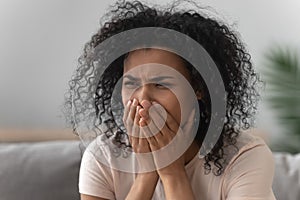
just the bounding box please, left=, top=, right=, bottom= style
left=122, top=48, right=198, bottom=125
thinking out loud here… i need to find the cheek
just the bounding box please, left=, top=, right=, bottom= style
left=121, top=89, right=127, bottom=106
left=157, top=93, right=181, bottom=123
left=121, top=87, right=132, bottom=106
left=161, top=89, right=194, bottom=125
left=172, top=101, right=181, bottom=123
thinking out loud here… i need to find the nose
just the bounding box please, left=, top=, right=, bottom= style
left=133, top=84, right=152, bottom=105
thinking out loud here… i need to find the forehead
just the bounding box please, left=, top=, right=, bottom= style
left=123, top=48, right=191, bottom=80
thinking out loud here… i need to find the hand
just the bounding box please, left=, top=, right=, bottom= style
left=138, top=100, right=194, bottom=177
left=123, top=98, right=156, bottom=173
left=139, top=100, right=197, bottom=200
left=124, top=99, right=195, bottom=175
left=123, top=98, right=151, bottom=153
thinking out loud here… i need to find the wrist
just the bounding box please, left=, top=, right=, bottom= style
left=137, top=171, right=159, bottom=182
left=159, top=169, right=196, bottom=200
left=125, top=171, right=159, bottom=200
left=158, top=166, right=186, bottom=182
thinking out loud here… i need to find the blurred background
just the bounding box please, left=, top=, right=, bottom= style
left=0, top=0, right=299, bottom=152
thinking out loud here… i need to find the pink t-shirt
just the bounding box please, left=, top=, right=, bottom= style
left=79, top=131, right=276, bottom=200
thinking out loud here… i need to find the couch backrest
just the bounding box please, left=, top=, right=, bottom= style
left=1, top=141, right=299, bottom=200
left=0, top=141, right=82, bottom=200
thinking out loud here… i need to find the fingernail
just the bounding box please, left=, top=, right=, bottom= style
left=133, top=99, right=138, bottom=106
left=136, top=105, right=141, bottom=111
left=140, top=110, right=148, bottom=118
left=141, top=100, right=151, bottom=109
left=127, top=100, right=132, bottom=106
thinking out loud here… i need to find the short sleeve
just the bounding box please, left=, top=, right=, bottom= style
left=79, top=149, right=115, bottom=199
left=223, top=143, right=276, bottom=200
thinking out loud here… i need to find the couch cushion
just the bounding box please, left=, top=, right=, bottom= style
left=273, top=152, right=300, bottom=200
left=0, top=141, right=82, bottom=200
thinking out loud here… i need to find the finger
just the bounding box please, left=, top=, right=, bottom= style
left=151, top=102, right=179, bottom=134
left=143, top=112, right=162, bottom=138
left=149, top=102, right=178, bottom=137
left=145, top=104, right=174, bottom=148
left=138, top=115, right=160, bottom=149
left=128, top=135, right=132, bottom=145
left=138, top=130, right=152, bottom=152
left=128, top=135, right=138, bottom=152
left=123, top=100, right=132, bottom=124
left=139, top=119, right=156, bottom=139
left=138, top=104, right=161, bottom=137
left=149, top=104, right=166, bottom=135
left=140, top=100, right=152, bottom=110
left=138, top=100, right=152, bottom=124
left=132, top=105, right=141, bottom=138
left=150, top=114, right=174, bottom=147
left=129, top=131, right=151, bottom=153
left=134, top=106, right=142, bottom=126
left=126, top=98, right=138, bottom=128
left=138, top=107, right=152, bottom=126
left=146, top=136, right=159, bottom=151
left=123, top=100, right=132, bottom=133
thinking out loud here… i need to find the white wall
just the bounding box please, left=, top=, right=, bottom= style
left=0, top=0, right=113, bottom=128
left=0, top=0, right=299, bottom=141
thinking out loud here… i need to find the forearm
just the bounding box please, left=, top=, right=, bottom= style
left=125, top=171, right=159, bottom=200
left=160, top=170, right=196, bottom=200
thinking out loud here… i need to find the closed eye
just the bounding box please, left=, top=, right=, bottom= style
left=155, top=83, right=172, bottom=89
left=123, top=81, right=140, bottom=89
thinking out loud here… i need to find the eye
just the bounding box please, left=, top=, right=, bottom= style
left=123, top=81, right=139, bottom=89
left=155, top=83, right=170, bottom=89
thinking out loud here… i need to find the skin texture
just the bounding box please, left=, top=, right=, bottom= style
left=122, top=48, right=191, bottom=123
left=122, top=49, right=199, bottom=199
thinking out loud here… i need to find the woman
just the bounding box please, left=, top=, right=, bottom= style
left=64, top=0, right=276, bottom=199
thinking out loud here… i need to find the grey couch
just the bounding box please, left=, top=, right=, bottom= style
left=0, top=140, right=299, bottom=200
left=0, top=141, right=82, bottom=200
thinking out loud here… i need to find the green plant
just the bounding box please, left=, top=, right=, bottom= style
left=261, top=47, right=300, bottom=153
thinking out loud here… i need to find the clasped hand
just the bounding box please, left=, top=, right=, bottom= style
left=123, top=98, right=194, bottom=176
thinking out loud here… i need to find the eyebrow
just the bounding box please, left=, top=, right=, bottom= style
left=150, top=76, right=174, bottom=82
left=123, top=74, right=139, bottom=81
left=123, top=75, right=174, bottom=82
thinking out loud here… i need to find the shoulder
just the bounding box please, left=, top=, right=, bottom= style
left=221, top=129, right=276, bottom=199
left=79, top=135, right=116, bottom=198
left=79, top=134, right=114, bottom=180
left=223, top=129, right=273, bottom=168
left=221, top=128, right=275, bottom=182
left=80, top=133, right=116, bottom=173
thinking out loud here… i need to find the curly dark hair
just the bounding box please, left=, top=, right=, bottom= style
left=64, top=0, right=262, bottom=176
